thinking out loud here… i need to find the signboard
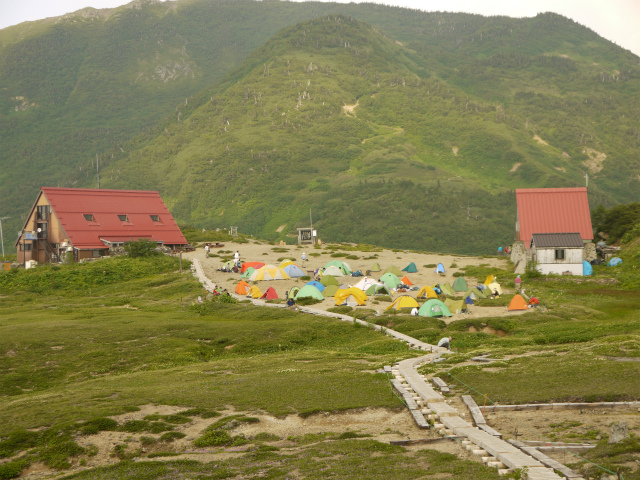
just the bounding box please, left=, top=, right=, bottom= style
left=24, top=232, right=38, bottom=240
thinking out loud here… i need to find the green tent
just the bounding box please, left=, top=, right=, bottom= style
left=418, top=299, right=452, bottom=318
left=439, top=283, right=455, bottom=296
left=241, top=267, right=255, bottom=279
left=452, top=277, right=468, bottom=292
left=324, top=260, right=351, bottom=275
left=320, top=275, right=339, bottom=287
left=402, top=262, right=418, bottom=273
left=365, top=284, right=392, bottom=296
left=470, top=286, right=489, bottom=299
left=444, top=298, right=467, bottom=314
left=371, top=262, right=381, bottom=272
left=323, top=284, right=339, bottom=297
left=287, top=286, right=300, bottom=299
left=383, top=265, right=403, bottom=277
left=380, top=273, right=401, bottom=289
left=294, top=285, right=324, bottom=301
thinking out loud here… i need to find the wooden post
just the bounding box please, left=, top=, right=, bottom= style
left=179, top=251, right=182, bottom=272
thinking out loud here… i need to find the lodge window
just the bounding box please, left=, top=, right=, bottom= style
left=37, top=205, right=50, bottom=220
left=84, top=214, right=95, bottom=222
left=555, top=249, right=565, bottom=260
left=21, top=243, right=32, bottom=251
left=150, top=215, right=160, bottom=222
left=117, top=214, right=129, bottom=222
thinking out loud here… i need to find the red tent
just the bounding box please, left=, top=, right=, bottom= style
left=241, top=262, right=265, bottom=273
left=260, top=287, right=278, bottom=300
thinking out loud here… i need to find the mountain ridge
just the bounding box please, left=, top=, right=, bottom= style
left=1, top=1, right=638, bottom=253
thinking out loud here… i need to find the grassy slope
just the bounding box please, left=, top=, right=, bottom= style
left=1, top=2, right=639, bottom=253
left=0, top=240, right=639, bottom=477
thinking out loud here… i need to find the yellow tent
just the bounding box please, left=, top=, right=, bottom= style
left=246, top=285, right=262, bottom=298
left=484, top=274, right=495, bottom=286
left=486, top=282, right=503, bottom=295
left=386, top=295, right=419, bottom=311
left=249, top=264, right=291, bottom=281
left=334, top=287, right=367, bottom=306
left=416, top=285, right=438, bottom=299
left=279, top=260, right=298, bottom=268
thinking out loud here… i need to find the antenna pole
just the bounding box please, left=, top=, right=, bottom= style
left=0, top=216, right=8, bottom=259
left=96, top=154, right=100, bottom=189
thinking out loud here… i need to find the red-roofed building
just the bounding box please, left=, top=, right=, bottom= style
left=15, top=188, right=188, bottom=264
left=515, top=187, right=593, bottom=249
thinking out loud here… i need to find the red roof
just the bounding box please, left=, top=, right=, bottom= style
left=516, top=188, right=593, bottom=249
left=41, top=187, right=187, bottom=249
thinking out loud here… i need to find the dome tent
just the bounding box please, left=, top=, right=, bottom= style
left=383, top=265, right=403, bottom=277
left=380, top=273, right=401, bottom=289
left=320, top=275, right=339, bottom=287
left=386, top=295, right=419, bottom=311
left=418, top=299, right=452, bottom=318
left=284, top=264, right=305, bottom=278
left=402, top=262, right=418, bottom=273
left=294, top=285, right=324, bottom=301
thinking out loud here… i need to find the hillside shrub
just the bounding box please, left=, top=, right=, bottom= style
left=124, top=239, right=160, bottom=258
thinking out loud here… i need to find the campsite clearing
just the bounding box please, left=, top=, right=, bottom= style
left=192, top=241, right=525, bottom=322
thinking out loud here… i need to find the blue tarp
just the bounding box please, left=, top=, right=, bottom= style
left=607, top=257, right=623, bottom=266
left=582, top=260, right=593, bottom=276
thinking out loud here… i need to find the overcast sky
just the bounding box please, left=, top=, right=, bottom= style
left=1, top=0, right=639, bottom=56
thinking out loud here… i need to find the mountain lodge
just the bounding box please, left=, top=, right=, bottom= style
left=15, top=187, right=188, bottom=265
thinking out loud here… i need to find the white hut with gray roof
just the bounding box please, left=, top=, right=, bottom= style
left=530, top=232, right=585, bottom=275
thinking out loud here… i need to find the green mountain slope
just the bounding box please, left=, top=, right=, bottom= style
left=96, top=15, right=634, bottom=253
left=1, top=1, right=638, bottom=253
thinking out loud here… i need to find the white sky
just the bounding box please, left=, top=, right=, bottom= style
left=1, top=0, right=639, bottom=57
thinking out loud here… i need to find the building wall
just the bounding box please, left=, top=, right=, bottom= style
left=17, top=194, right=66, bottom=264
left=532, top=247, right=584, bottom=275
left=537, top=263, right=583, bottom=275
left=533, top=247, right=582, bottom=264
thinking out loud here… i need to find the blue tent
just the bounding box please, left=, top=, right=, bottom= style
left=304, top=280, right=325, bottom=292
left=435, top=263, right=445, bottom=274
left=582, top=260, right=593, bottom=276
left=607, top=257, right=622, bottom=266
left=284, top=264, right=305, bottom=278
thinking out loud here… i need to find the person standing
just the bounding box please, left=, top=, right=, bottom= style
left=204, top=245, right=210, bottom=256
left=234, top=250, right=240, bottom=263
left=301, top=252, right=307, bottom=265
left=515, top=274, right=522, bottom=291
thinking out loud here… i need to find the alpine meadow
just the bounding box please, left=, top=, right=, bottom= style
left=1, top=0, right=639, bottom=253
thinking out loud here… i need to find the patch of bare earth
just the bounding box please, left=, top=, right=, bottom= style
left=582, top=147, right=607, bottom=173
left=510, top=163, right=521, bottom=172
left=342, top=100, right=359, bottom=116
left=39, top=406, right=480, bottom=478
left=533, top=135, right=549, bottom=146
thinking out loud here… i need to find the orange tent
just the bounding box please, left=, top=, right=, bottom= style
left=508, top=294, right=528, bottom=311
left=401, top=275, right=413, bottom=286
left=235, top=280, right=250, bottom=295
left=241, top=262, right=265, bottom=273
left=260, top=287, right=278, bottom=300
